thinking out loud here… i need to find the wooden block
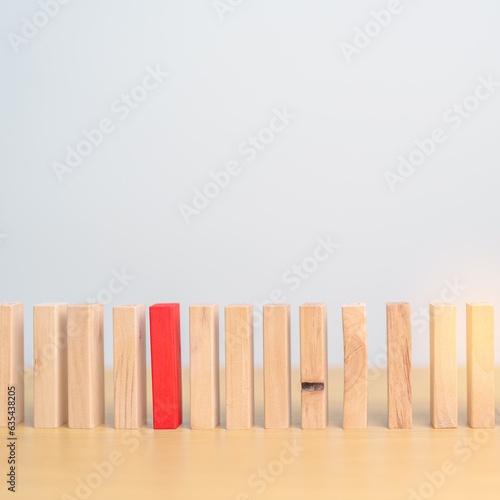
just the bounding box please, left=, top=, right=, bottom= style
left=225, top=304, right=254, bottom=430
left=263, top=304, right=291, bottom=429
left=189, top=304, right=219, bottom=429
left=300, top=303, right=328, bottom=429
left=33, top=303, right=68, bottom=428
left=342, top=303, right=367, bottom=429
left=466, top=302, right=495, bottom=428
left=67, top=303, right=104, bottom=429
left=113, top=304, right=147, bottom=429
left=386, top=302, right=412, bottom=429
left=430, top=303, right=457, bottom=429
left=149, top=303, right=182, bottom=429
left=0, top=303, right=24, bottom=426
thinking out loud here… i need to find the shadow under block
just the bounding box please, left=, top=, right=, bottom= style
left=466, top=303, right=495, bottom=428
left=190, top=304, right=220, bottom=429
left=430, top=303, right=457, bottom=429
left=149, top=303, right=182, bottom=429
left=387, top=302, right=412, bottom=429
left=342, top=303, right=367, bottom=429
left=113, top=305, right=147, bottom=429
left=33, top=303, right=68, bottom=428
left=300, top=303, right=328, bottom=429
left=225, top=304, right=254, bottom=430
left=263, top=304, right=291, bottom=429
left=0, top=303, right=24, bottom=426
left=67, top=303, right=104, bottom=429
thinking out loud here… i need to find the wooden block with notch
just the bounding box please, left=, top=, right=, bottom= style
left=342, top=303, right=367, bottom=429
left=67, top=303, right=104, bottom=429
left=263, top=303, right=291, bottom=429
left=113, top=304, right=147, bottom=429
left=225, top=304, right=254, bottom=430
left=386, top=302, right=412, bottom=429
left=430, top=303, right=457, bottom=429
left=149, top=303, right=182, bottom=429
left=189, top=304, right=220, bottom=429
left=466, top=302, right=495, bottom=428
left=33, top=303, right=68, bottom=428
left=0, top=302, right=24, bottom=426
left=300, top=303, right=328, bottom=429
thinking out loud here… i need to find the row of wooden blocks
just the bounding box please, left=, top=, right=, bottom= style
left=0, top=301, right=495, bottom=430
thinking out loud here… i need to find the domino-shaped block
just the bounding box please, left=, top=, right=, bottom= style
left=114, top=304, right=147, bottom=429
left=466, top=302, right=495, bottom=428
left=149, top=303, right=182, bottom=429
left=33, top=303, right=68, bottom=428
left=0, top=303, right=24, bottom=426
left=342, top=303, right=367, bottom=429
left=190, top=304, right=219, bottom=429
left=300, top=303, right=328, bottom=429
left=225, top=304, right=254, bottom=430
left=430, top=303, right=457, bottom=429
left=67, top=303, right=104, bottom=429
left=263, top=304, right=291, bottom=429
left=387, top=302, right=412, bottom=429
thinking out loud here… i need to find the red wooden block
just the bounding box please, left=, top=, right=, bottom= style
left=149, top=303, right=182, bottom=429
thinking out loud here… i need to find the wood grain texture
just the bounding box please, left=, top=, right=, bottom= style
left=113, top=304, right=146, bottom=429
left=342, top=303, right=367, bottom=429
left=225, top=304, right=254, bottom=430
left=300, top=303, right=328, bottom=429
left=430, top=303, right=457, bottom=429
left=189, top=304, right=220, bottom=429
left=263, top=303, right=291, bottom=429
left=33, top=303, right=68, bottom=428
left=0, top=302, right=24, bottom=426
left=466, top=302, right=495, bottom=428
left=67, top=303, right=104, bottom=429
left=149, top=303, right=182, bottom=429
left=387, top=302, right=412, bottom=429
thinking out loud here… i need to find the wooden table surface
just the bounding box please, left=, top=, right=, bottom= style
left=3, top=368, right=499, bottom=500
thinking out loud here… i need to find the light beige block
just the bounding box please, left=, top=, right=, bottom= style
left=113, top=304, right=147, bottom=429
left=300, top=303, right=328, bottom=429
left=190, top=304, right=220, bottom=429
left=0, top=303, right=24, bottom=426
left=430, top=303, right=457, bottom=429
left=33, top=303, right=68, bottom=428
left=225, top=304, right=254, bottom=430
left=466, top=302, right=495, bottom=428
left=67, top=303, right=104, bottom=429
left=263, top=304, right=291, bottom=429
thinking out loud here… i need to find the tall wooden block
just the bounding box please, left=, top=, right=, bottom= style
left=189, top=304, right=219, bottom=429
left=466, top=302, right=495, bottom=428
left=300, top=303, right=328, bottom=430
left=263, top=304, right=291, bottom=429
left=225, top=304, right=254, bottom=430
left=430, top=303, right=457, bottom=429
left=0, top=303, right=24, bottom=426
left=386, top=302, right=412, bottom=429
left=149, top=303, right=182, bottom=429
left=342, top=303, right=367, bottom=429
left=67, top=303, right=104, bottom=429
left=33, top=303, right=68, bottom=428
left=114, top=304, right=147, bottom=429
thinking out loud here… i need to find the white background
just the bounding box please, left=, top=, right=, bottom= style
left=1, top=0, right=500, bottom=368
